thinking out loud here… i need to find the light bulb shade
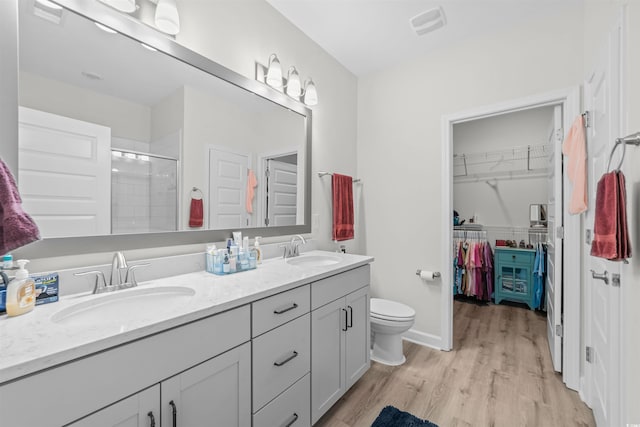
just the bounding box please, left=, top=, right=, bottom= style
left=285, top=67, right=302, bottom=97
left=266, top=54, right=283, bottom=88
left=155, top=0, right=180, bottom=35
left=303, top=79, right=318, bottom=106
left=99, top=0, right=136, bottom=13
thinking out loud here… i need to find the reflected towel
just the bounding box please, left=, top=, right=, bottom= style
left=246, top=169, right=258, bottom=213
left=562, top=115, right=587, bottom=214
left=188, top=197, right=204, bottom=228
left=0, top=158, right=41, bottom=254
left=332, top=173, right=354, bottom=241
left=591, top=171, right=631, bottom=260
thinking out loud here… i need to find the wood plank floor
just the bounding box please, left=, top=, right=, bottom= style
left=315, top=300, right=595, bottom=427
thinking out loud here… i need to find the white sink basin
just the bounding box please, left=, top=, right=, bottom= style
left=51, top=286, right=196, bottom=327
left=286, top=254, right=342, bottom=267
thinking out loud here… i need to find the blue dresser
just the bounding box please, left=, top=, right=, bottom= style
left=494, top=247, right=536, bottom=310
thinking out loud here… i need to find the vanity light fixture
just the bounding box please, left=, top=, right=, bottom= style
left=302, top=78, right=318, bottom=106
left=285, top=66, right=302, bottom=97
left=266, top=54, right=284, bottom=88
left=98, top=0, right=137, bottom=13
left=154, top=0, right=180, bottom=35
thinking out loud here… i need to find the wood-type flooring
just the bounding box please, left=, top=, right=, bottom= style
left=315, top=300, right=595, bottom=427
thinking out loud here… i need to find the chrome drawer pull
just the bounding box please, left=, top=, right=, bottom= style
left=274, top=350, right=298, bottom=366
left=274, top=303, right=298, bottom=314
left=283, top=412, right=299, bottom=427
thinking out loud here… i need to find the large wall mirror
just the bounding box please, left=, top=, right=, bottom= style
left=11, top=0, right=311, bottom=257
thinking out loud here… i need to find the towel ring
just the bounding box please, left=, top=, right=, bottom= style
left=606, top=140, right=626, bottom=172
left=191, top=187, right=204, bottom=199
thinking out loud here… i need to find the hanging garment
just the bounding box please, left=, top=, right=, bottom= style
left=562, top=115, right=588, bottom=214
left=533, top=244, right=546, bottom=310
left=245, top=169, right=258, bottom=214
left=483, top=243, right=494, bottom=301
left=591, top=171, right=632, bottom=260
left=0, top=158, right=40, bottom=254
left=332, top=174, right=354, bottom=241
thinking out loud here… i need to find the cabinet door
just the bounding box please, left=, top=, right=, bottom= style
left=161, top=342, right=251, bottom=427
left=68, top=385, right=159, bottom=427
left=345, top=286, right=370, bottom=389
left=311, top=298, right=346, bottom=424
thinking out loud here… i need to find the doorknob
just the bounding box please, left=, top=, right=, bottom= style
left=590, top=269, right=609, bottom=285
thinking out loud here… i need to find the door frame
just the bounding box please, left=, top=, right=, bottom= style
left=441, top=87, right=581, bottom=391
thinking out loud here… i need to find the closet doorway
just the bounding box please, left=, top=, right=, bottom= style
left=441, top=88, right=581, bottom=392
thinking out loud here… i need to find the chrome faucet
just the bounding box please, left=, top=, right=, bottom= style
left=282, top=235, right=307, bottom=258
left=74, top=251, right=149, bottom=294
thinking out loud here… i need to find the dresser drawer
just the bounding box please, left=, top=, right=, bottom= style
left=253, top=284, right=310, bottom=337
left=495, top=249, right=535, bottom=265
left=253, top=373, right=311, bottom=427
left=253, top=313, right=310, bottom=411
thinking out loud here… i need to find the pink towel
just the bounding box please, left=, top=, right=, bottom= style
left=332, top=174, right=354, bottom=241
left=246, top=169, right=258, bottom=213
left=562, top=115, right=587, bottom=214
left=0, top=158, right=40, bottom=254
left=590, top=171, right=631, bottom=261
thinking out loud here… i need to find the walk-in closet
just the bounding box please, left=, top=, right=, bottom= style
left=451, top=105, right=557, bottom=340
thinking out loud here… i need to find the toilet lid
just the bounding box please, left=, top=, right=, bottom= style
left=370, top=298, right=415, bottom=320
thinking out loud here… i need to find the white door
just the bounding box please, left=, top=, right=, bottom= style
left=546, top=105, right=564, bottom=372
left=208, top=148, right=248, bottom=229
left=18, top=107, right=111, bottom=237
left=161, top=342, right=251, bottom=427
left=345, top=286, right=370, bottom=388
left=266, top=159, right=297, bottom=226
left=584, top=18, right=622, bottom=427
left=68, top=385, right=159, bottom=427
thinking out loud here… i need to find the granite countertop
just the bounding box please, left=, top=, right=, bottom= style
left=0, top=250, right=373, bottom=385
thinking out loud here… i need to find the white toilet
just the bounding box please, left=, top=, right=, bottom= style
left=370, top=298, right=416, bottom=366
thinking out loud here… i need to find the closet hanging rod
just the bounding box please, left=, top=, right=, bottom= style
left=607, top=131, right=640, bottom=171
left=317, top=171, right=361, bottom=183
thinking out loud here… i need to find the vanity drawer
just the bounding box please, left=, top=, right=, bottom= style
left=253, top=313, right=310, bottom=411
left=253, top=373, right=311, bottom=427
left=312, top=265, right=370, bottom=310
left=252, top=284, right=310, bottom=337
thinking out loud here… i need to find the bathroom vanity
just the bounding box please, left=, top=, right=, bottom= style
left=0, top=251, right=372, bottom=427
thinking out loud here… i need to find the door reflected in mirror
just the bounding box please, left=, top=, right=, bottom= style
left=17, top=1, right=308, bottom=239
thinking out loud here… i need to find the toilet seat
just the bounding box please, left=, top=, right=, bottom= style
left=370, top=298, right=415, bottom=321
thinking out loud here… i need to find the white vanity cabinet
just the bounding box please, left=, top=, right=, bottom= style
left=1, top=306, right=251, bottom=427
left=310, top=265, right=370, bottom=424
left=251, top=284, right=311, bottom=427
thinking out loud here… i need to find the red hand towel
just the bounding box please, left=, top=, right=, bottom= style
left=332, top=174, right=354, bottom=241
left=189, top=197, right=204, bottom=228
left=590, top=171, right=631, bottom=260
left=0, top=158, right=41, bottom=254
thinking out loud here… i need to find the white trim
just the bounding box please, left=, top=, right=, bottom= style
left=403, top=329, right=443, bottom=350
left=441, top=87, right=581, bottom=390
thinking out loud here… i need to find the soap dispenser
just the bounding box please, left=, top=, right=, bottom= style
left=5, top=259, right=36, bottom=317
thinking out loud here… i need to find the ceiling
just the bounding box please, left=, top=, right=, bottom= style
left=265, top=0, right=582, bottom=76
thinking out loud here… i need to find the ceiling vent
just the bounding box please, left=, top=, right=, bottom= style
left=410, top=6, right=446, bottom=36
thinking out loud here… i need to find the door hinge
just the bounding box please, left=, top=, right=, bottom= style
left=264, top=218, right=269, bottom=226
left=555, top=324, right=563, bottom=337
left=556, top=226, right=564, bottom=240
left=265, top=167, right=270, bottom=177
left=586, top=229, right=592, bottom=245
left=582, top=111, right=590, bottom=128
left=555, top=128, right=564, bottom=143
left=586, top=346, right=594, bottom=364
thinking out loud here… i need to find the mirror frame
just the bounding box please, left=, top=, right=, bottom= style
left=7, top=0, right=312, bottom=258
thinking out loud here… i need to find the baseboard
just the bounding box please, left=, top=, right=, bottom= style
left=402, top=328, right=444, bottom=350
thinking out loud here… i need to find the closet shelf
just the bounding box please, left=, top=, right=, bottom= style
left=454, top=143, right=551, bottom=182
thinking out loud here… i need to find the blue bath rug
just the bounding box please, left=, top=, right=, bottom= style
left=371, top=406, right=438, bottom=427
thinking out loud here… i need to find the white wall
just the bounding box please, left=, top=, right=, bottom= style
left=357, top=7, right=584, bottom=341
left=453, top=107, right=553, bottom=228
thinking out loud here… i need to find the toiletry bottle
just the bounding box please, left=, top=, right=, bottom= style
left=229, top=245, right=238, bottom=272
left=2, top=254, right=13, bottom=270
left=5, top=259, right=36, bottom=317
left=213, top=249, right=223, bottom=274
left=223, top=250, right=230, bottom=274
left=254, top=236, right=263, bottom=264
